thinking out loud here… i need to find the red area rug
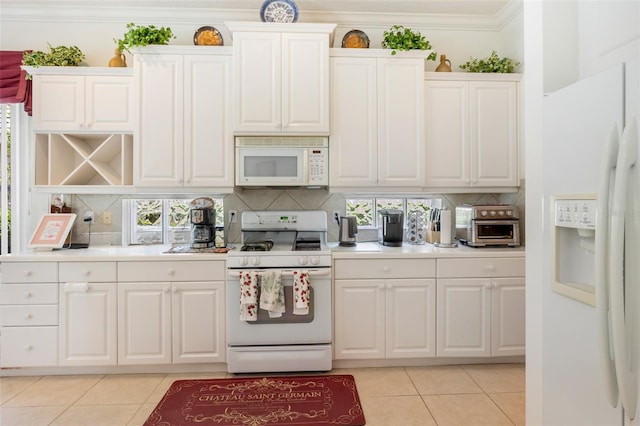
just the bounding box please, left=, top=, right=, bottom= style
left=144, top=374, right=366, bottom=426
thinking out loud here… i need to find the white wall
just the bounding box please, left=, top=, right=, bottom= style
left=0, top=5, right=523, bottom=71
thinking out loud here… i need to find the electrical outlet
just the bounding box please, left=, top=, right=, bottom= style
left=333, top=210, right=341, bottom=225
left=83, top=211, right=94, bottom=224
left=103, top=211, right=112, bottom=225
left=229, top=210, right=237, bottom=224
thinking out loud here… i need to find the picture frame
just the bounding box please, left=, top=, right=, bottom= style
left=29, top=213, right=76, bottom=249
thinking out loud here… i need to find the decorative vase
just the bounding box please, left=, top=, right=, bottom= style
left=435, top=54, right=452, bottom=72
left=108, top=49, right=127, bottom=67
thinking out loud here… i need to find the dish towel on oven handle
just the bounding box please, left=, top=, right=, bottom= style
left=259, top=270, right=285, bottom=318
left=239, top=271, right=259, bottom=321
left=293, top=270, right=310, bottom=315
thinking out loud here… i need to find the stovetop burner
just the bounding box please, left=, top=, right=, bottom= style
left=293, top=237, right=321, bottom=251
left=240, top=240, right=274, bottom=252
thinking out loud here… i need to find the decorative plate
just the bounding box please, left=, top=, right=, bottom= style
left=260, top=0, right=299, bottom=23
left=193, top=26, right=224, bottom=46
left=341, top=29, right=370, bottom=48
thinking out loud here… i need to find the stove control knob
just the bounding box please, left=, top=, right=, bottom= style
left=240, top=257, right=249, bottom=267
left=480, top=210, right=488, bottom=217
left=251, top=257, right=260, bottom=266
left=310, top=256, right=320, bottom=265
left=298, top=257, right=309, bottom=266
left=490, top=211, right=497, bottom=217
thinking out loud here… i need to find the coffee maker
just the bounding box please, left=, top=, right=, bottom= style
left=190, top=197, right=216, bottom=248
left=378, top=209, right=404, bottom=247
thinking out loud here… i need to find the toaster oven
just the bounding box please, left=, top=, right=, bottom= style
left=455, top=204, right=520, bottom=247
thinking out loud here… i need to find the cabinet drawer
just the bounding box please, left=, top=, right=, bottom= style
left=1, top=305, right=58, bottom=326
left=0, top=283, right=58, bottom=304
left=118, top=260, right=226, bottom=282
left=334, top=258, right=436, bottom=279
left=1, top=262, right=57, bottom=283
left=0, top=326, right=58, bottom=367
left=437, top=257, right=524, bottom=278
left=59, top=262, right=117, bottom=282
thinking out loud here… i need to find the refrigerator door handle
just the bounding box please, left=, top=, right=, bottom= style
left=610, top=118, right=638, bottom=420
left=595, top=123, right=620, bottom=407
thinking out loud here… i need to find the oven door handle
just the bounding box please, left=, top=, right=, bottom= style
left=227, top=269, right=330, bottom=279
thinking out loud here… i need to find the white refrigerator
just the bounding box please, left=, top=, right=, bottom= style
left=542, top=59, right=640, bottom=425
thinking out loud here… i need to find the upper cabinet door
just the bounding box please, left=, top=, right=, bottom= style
left=183, top=54, right=234, bottom=187
left=231, top=26, right=331, bottom=135
left=424, top=80, right=470, bottom=187
left=32, top=75, right=85, bottom=131
left=282, top=33, right=330, bottom=134
left=233, top=32, right=282, bottom=133
left=135, top=54, right=184, bottom=187
left=85, top=76, right=133, bottom=132
left=329, top=57, right=378, bottom=187
left=470, top=81, right=518, bottom=187
left=377, top=58, right=425, bottom=187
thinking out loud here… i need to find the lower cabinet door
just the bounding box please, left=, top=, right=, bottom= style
left=172, top=281, right=225, bottom=363
left=436, top=278, right=491, bottom=357
left=491, top=278, right=525, bottom=356
left=1, top=326, right=58, bottom=367
left=59, top=282, right=117, bottom=366
left=118, top=282, right=172, bottom=365
left=334, top=279, right=385, bottom=359
left=386, top=279, right=436, bottom=358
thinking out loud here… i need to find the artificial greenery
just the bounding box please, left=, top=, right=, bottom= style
left=459, top=50, right=520, bottom=73
left=22, top=44, right=85, bottom=79
left=115, top=22, right=176, bottom=53
left=381, top=25, right=436, bottom=60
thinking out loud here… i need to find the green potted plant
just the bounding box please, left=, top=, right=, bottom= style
left=21, top=44, right=85, bottom=79
left=381, top=25, right=437, bottom=60
left=460, top=51, right=520, bottom=73
left=115, top=22, right=176, bottom=53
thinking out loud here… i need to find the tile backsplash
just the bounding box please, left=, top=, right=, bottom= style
left=60, top=184, right=525, bottom=246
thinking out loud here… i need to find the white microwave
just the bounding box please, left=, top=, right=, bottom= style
left=235, top=137, right=329, bottom=187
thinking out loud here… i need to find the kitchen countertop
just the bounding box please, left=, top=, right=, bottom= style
left=0, top=241, right=524, bottom=262
left=329, top=241, right=525, bottom=259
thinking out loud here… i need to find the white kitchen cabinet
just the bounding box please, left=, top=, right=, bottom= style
left=330, top=50, right=428, bottom=189
left=29, top=68, right=134, bottom=132
left=58, top=262, right=117, bottom=366
left=436, top=257, right=525, bottom=357
left=334, top=258, right=436, bottom=359
left=118, top=260, right=226, bottom=365
left=134, top=46, right=234, bottom=189
left=424, top=73, right=520, bottom=190
left=228, top=22, right=335, bottom=135
left=0, top=262, right=58, bottom=367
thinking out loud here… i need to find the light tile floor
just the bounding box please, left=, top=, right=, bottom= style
left=0, top=363, right=525, bottom=425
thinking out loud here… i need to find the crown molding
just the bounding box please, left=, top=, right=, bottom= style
left=0, top=1, right=522, bottom=31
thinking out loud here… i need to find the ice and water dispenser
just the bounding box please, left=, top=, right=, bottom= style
left=551, top=195, right=598, bottom=306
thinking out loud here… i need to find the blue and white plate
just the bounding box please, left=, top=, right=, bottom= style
left=260, top=0, right=299, bottom=23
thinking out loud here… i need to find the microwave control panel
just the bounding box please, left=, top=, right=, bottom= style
left=308, top=148, right=328, bottom=185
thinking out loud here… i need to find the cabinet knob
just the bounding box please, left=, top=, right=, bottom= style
left=25, top=313, right=33, bottom=320
left=25, top=291, right=33, bottom=298
left=164, top=287, right=171, bottom=293
left=378, top=284, right=385, bottom=290
left=485, top=265, right=496, bottom=272
left=383, top=266, right=390, bottom=273
left=83, top=270, right=90, bottom=276
left=24, top=270, right=32, bottom=276
left=172, top=287, right=178, bottom=294
left=167, top=268, right=175, bottom=275
left=484, top=283, right=492, bottom=289
left=26, top=345, right=33, bottom=351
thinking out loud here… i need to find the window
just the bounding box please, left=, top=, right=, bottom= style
left=346, top=197, right=442, bottom=227
left=128, top=198, right=224, bottom=245
left=1, top=105, right=12, bottom=254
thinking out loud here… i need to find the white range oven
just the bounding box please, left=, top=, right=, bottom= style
left=225, top=210, right=332, bottom=373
